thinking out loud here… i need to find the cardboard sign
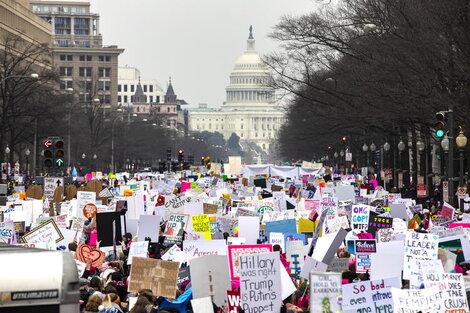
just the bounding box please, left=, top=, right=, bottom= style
left=127, top=241, right=149, bottom=265
left=342, top=277, right=401, bottom=313
left=75, top=243, right=105, bottom=267
left=164, top=213, right=189, bottom=244
left=192, top=214, right=211, bottom=240
left=403, top=232, right=438, bottom=279
left=182, top=239, right=227, bottom=262
left=355, top=253, right=371, bottom=273
left=327, top=257, right=349, bottom=273
left=309, top=272, right=342, bottom=313
left=351, top=205, right=370, bottom=231
left=228, top=244, right=273, bottom=281
left=189, top=255, right=231, bottom=307
left=239, top=252, right=281, bottom=313
left=128, top=257, right=180, bottom=299
left=22, top=219, right=64, bottom=244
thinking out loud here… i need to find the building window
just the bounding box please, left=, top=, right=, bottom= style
left=143, top=85, right=147, bottom=92
left=131, top=85, right=135, bottom=92
left=60, top=80, right=73, bottom=90
left=124, top=85, right=128, bottom=92
left=98, top=81, right=110, bottom=91
left=150, top=96, right=153, bottom=102
left=157, top=107, right=160, bottom=113
left=118, top=95, right=122, bottom=102
left=149, top=85, right=153, bottom=92
left=156, top=96, right=160, bottom=103
left=241, top=125, right=244, bottom=130
left=167, top=107, right=170, bottom=113
left=124, top=95, right=128, bottom=103
left=75, top=41, right=90, bottom=48
left=118, top=84, right=121, bottom=92
left=241, top=133, right=243, bottom=137
left=98, top=68, right=111, bottom=77
left=98, top=95, right=111, bottom=104
left=56, top=40, right=71, bottom=47
left=79, top=67, right=92, bottom=77
left=60, top=55, right=72, bottom=61
left=98, top=56, right=111, bottom=62
left=79, top=55, right=92, bottom=61
left=60, top=67, right=73, bottom=76
left=167, top=120, right=171, bottom=126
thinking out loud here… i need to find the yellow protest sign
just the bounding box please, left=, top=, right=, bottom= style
left=298, top=218, right=315, bottom=233
left=192, top=214, right=211, bottom=240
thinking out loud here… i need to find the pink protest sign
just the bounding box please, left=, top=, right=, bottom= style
left=449, top=223, right=470, bottom=229
left=181, top=182, right=191, bottom=193
left=227, top=244, right=273, bottom=281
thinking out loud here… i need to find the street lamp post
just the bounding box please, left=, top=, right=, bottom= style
left=456, top=127, right=467, bottom=187
left=398, top=139, right=406, bottom=189
left=25, top=148, right=30, bottom=180
left=93, top=154, right=97, bottom=171
left=4, top=146, right=10, bottom=182
left=362, top=143, right=368, bottom=170
left=441, top=136, right=450, bottom=180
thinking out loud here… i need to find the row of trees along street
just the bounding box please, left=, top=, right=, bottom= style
left=268, top=0, right=470, bottom=188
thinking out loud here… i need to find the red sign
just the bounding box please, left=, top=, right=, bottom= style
left=227, top=290, right=240, bottom=313
left=83, top=203, right=97, bottom=218
left=417, top=184, right=427, bottom=198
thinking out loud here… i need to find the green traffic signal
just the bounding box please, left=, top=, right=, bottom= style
left=55, top=158, right=64, bottom=167
left=435, top=129, right=445, bottom=138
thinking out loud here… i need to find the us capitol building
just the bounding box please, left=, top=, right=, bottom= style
left=188, top=26, right=285, bottom=157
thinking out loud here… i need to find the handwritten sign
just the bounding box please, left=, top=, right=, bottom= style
left=351, top=205, right=370, bottom=231
left=342, top=277, right=401, bottom=313
left=320, top=196, right=338, bottom=220
left=239, top=252, right=281, bottom=313
left=377, top=228, right=395, bottom=243
left=75, top=243, right=105, bottom=267
left=182, top=239, right=227, bottom=262
left=403, top=232, right=438, bottom=279
left=77, top=191, right=96, bottom=213
left=0, top=222, right=14, bottom=244
left=422, top=272, right=469, bottom=313
left=228, top=244, right=273, bottom=281
left=392, top=287, right=443, bottom=313
left=127, top=241, right=149, bottom=265
left=309, top=272, right=342, bottom=313
left=192, top=214, right=211, bottom=240
left=22, top=219, right=64, bottom=244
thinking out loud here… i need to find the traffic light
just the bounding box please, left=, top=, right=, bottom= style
left=54, top=139, right=65, bottom=167
left=341, top=136, right=347, bottom=142
left=43, top=139, right=53, bottom=168
left=435, top=111, right=446, bottom=139
left=178, top=149, right=184, bottom=163
left=166, top=148, right=172, bottom=162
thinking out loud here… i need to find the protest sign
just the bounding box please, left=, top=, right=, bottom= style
left=286, top=240, right=305, bottom=276
left=137, top=214, right=161, bottom=242
left=161, top=244, right=183, bottom=263
left=238, top=216, right=260, bottom=245
left=192, top=214, right=211, bottom=240
left=354, top=239, right=376, bottom=253
left=163, top=213, right=189, bottom=244
left=342, top=277, right=401, bottom=313
left=228, top=244, right=273, bottom=281
left=320, top=196, right=338, bottom=220
left=177, top=266, right=191, bottom=287
left=311, top=228, right=348, bottom=265
left=368, top=215, right=392, bottom=235
left=422, top=272, right=469, bottom=312
left=300, top=257, right=328, bottom=280
left=70, top=216, right=87, bottom=233
left=128, top=257, right=179, bottom=299
left=391, top=287, right=444, bottom=313
left=441, top=202, right=456, bottom=220
left=22, top=219, right=64, bottom=244
left=43, top=177, right=63, bottom=200
left=227, top=237, right=246, bottom=245
left=239, top=252, right=281, bottom=313
left=377, top=228, right=395, bottom=243
left=351, top=205, right=370, bottom=231
left=189, top=255, right=231, bottom=306
left=265, top=219, right=297, bottom=235
left=127, top=241, right=149, bottom=265
left=0, top=222, right=14, bottom=244
left=77, top=191, right=96, bottom=213
left=227, top=291, right=241, bottom=313
left=309, top=272, right=342, bottom=313
left=409, top=259, right=444, bottom=289
left=327, top=257, right=349, bottom=273
left=53, top=214, right=68, bottom=228
left=403, top=232, right=438, bottom=279
left=355, top=253, right=371, bottom=273
left=183, top=239, right=227, bottom=262
left=191, top=297, right=214, bottom=313
left=75, top=243, right=105, bottom=267
left=269, top=232, right=284, bottom=248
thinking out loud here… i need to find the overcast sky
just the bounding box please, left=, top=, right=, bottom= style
left=87, top=0, right=318, bottom=108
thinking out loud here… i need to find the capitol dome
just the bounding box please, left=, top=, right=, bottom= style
left=223, top=26, right=277, bottom=111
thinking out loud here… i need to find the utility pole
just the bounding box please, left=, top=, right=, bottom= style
left=448, top=104, right=454, bottom=205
